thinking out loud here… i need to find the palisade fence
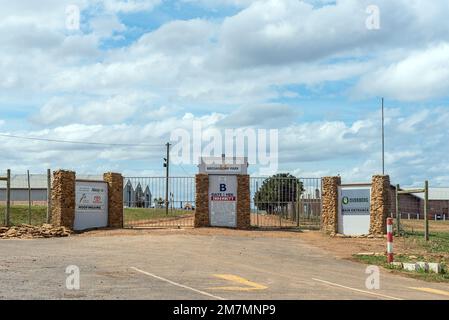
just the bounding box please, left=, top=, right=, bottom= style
left=123, top=177, right=196, bottom=228
left=0, top=169, right=52, bottom=226
left=123, top=176, right=322, bottom=229
left=250, top=177, right=322, bottom=229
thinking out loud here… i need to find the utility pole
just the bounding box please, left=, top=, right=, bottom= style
left=164, top=142, right=171, bottom=216
left=382, top=97, right=385, bottom=175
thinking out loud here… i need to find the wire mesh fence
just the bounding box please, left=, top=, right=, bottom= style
left=393, top=185, right=449, bottom=238
left=123, top=177, right=195, bottom=228
left=250, top=177, right=321, bottom=229
left=0, top=170, right=51, bottom=226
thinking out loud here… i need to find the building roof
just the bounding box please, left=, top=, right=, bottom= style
left=0, top=174, right=103, bottom=189
left=412, top=188, right=449, bottom=201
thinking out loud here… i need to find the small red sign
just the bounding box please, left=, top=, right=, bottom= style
left=211, top=196, right=236, bottom=201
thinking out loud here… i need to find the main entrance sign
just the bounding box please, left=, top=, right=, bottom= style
left=74, top=180, right=108, bottom=231
left=338, top=186, right=371, bottom=235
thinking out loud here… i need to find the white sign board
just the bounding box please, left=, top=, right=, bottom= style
left=209, top=175, right=237, bottom=228
left=199, top=157, right=247, bottom=175
left=338, top=186, right=371, bottom=235
left=74, top=181, right=108, bottom=231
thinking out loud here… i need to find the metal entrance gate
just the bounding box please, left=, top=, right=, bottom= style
left=250, top=177, right=322, bottom=229
left=123, top=176, right=321, bottom=229
left=123, top=177, right=195, bottom=228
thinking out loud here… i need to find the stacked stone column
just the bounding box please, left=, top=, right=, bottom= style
left=194, top=174, right=209, bottom=227
left=236, top=175, right=251, bottom=229
left=321, top=176, right=341, bottom=234
left=51, top=170, right=76, bottom=229
left=194, top=174, right=251, bottom=229
left=369, top=175, right=391, bottom=235
left=103, top=172, right=124, bottom=228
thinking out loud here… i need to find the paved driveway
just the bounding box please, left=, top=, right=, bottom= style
left=0, top=230, right=448, bottom=300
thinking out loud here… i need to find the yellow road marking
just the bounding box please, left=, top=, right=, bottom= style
left=209, top=274, right=268, bottom=291
left=409, top=287, right=449, bottom=297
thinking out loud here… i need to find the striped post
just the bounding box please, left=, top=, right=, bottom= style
left=387, top=218, right=394, bottom=263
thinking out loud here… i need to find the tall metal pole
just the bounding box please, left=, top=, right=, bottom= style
left=424, top=180, right=429, bottom=241
left=382, top=97, right=385, bottom=175
left=165, top=142, right=170, bottom=216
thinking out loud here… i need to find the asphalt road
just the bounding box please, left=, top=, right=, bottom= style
left=0, top=230, right=448, bottom=300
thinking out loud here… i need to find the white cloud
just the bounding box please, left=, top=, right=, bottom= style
left=354, top=44, right=449, bottom=101
left=100, top=0, right=161, bottom=13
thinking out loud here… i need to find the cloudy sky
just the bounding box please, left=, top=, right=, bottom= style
left=1, top=0, right=449, bottom=186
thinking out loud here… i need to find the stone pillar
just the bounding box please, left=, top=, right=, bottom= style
left=321, top=176, right=341, bottom=234
left=370, top=175, right=391, bottom=235
left=103, top=172, right=123, bottom=228
left=194, top=174, right=209, bottom=227
left=236, top=174, right=251, bottom=229
left=51, top=170, right=76, bottom=229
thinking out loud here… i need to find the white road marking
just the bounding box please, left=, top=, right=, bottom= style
left=312, top=278, right=403, bottom=300
left=130, top=267, right=226, bottom=300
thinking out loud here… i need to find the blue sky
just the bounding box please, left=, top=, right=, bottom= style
left=1, top=0, right=449, bottom=186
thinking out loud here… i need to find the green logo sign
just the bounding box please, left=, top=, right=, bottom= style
left=342, top=196, right=349, bottom=205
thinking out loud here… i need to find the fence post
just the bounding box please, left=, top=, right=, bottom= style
left=395, top=184, right=400, bottom=236
left=6, top=169, right=11, bottom=227
left=387, top=218, right=394, bottom=263
left=27, top=170, right=31, bottom=225
left=46, top=169, right=51, bottom=224
left=424, top=180, right=429, bottom=241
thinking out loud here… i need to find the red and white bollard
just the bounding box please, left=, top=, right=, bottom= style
left=387, top=218, right=394, bottom=263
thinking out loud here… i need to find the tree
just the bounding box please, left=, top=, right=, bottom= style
left=254, top=173, right=304, bottom=214
left=154, top=197, right=165, bottom=208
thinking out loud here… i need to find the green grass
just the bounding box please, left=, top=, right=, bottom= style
left=402, top=231, right=449, bottom=254
left=123, top=207, right=193, bottom=222
left=0, top=205, right=47, bottom=226
left=0, top=205, right=193, bottom=226
left=353, top=254, right=449, bottom=283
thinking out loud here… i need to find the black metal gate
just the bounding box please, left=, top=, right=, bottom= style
left=250, top=177, right=321, bottom=229
left=123, top=175, right=322, bottom=229
left=123, top=177, right=195, bottom=228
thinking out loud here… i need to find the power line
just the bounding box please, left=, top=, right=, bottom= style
left=0, top=133, right=165, bottom=147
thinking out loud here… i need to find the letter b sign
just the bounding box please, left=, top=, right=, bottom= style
left=220, top=184, right=227, bottom=192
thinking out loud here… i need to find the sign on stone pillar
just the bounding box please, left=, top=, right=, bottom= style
left=321, top=175, right=391, bottom=236
left=195, top=157, right=250, bottom=229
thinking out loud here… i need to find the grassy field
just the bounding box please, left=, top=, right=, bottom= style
left=354, top=253, right=449, bottom=282
left=0, top=205, right=193, bottom=226
left=400, top=219, right=449, bottom=234
left=0, top=205, right=47, bottom=226
left=353, top=228, right=449, bottom=282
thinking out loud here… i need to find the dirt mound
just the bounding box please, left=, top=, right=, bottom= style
left=0, top=224, right=71, bottom=239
